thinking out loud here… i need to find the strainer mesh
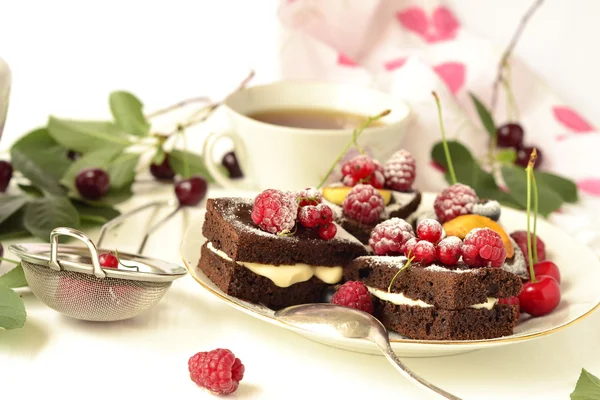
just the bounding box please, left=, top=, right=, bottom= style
left=22, top=261, right=171, bottom=321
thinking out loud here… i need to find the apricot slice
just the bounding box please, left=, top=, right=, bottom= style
left=443, top=214, right=514, bottom=258
left=322, top=185, right=392, bottom=206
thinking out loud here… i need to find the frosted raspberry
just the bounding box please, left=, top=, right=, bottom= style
left=331, top=281, right=373, bottom=314
left=298, top=203, right=333, bottom=228
left=383, top=149, right=416, bottom=191
left=436, top=236, right=463, bottom=265
left=298, top=187, right=322, bottom=207
left=510, top=231, right=546, bottom=264
left=188, top=348, right=245, bottom=395
left=412, top=240, right=436, bottom=264
left=498, top=296, right=521, bottom=319
left=251, top=189, right=298, bottom=234
left=462, top=227, right=506, bottom=268
left=433, top=183, right=479, bottom=223
left=342, top=184, right=385, bottom=224
left=369, top=217, right=415, bottom=256
left=416, top=219, right=443, bottom=243
left=404, top=237, right=418, bottom=256
left=318, top=223, right=337, bottom=240
left=341, top=155, right=384, bottom=188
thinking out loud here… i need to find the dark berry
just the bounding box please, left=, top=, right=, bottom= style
left=150, top=154, right=175, bottom=181
left=0, top=243, right=3, bottom=258
left=221, top=151, right=243, bottom=179
left=75, top=168, right=110, bottom=200
left=175, top=176, right=208, bottom=206
left=515, top=146, right=542, bottom=168
left=98, top=252, right=118, bottom=268
left=0, top=161, right=13, bottom=192
left=298, top=205, right=321, bottom=228
left=67, top=150, right=82, bottom=161
left=496, top=123, right=524, bottom=149
left=318, top=223, right=337, bottom=240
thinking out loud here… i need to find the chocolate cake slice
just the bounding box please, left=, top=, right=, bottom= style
left=326, top=190, right=422, bottom=244
left=198, top=197, right=368, bottom=310
left=345, top=256, right=523, bottom=340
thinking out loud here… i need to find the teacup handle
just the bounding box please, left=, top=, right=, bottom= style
left=203, top=131, right=253, bottom=190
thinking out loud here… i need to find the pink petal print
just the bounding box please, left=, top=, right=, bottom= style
left=577, top=178, right=600, bottom=196
left=384, top=57, right=407, bottom=71
left=396, top=7, right=429, bottom=39
left=431, top=6, right=459, bottom=41
left=553, top=106, right=594, bottom=133
left=433, top=62, right=466, bottom=94
left=337, top=53, right=358, bottom=67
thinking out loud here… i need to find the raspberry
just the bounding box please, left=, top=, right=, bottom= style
left=369, top=218, right=415, bottom=255
left=341, top=155, right=384, bottom=188
left=436, top=236, right=462, bottom=265
left=416, top=219, right=443, bottom=243
left=510, top=231, right=546, bottom=264
left=412, top=240, right=436, bottom=264
left=404, top=237, right=418, bottom=256
left=433, top=183, right=479, bottom=223
left=462, top=227, right=506, bottom=268
left=318, top=223, right=337, bottom=240
left=342, top=184, right=385, bottom=224
left=383, top=149, right=416, bottom=191
left=298, top=187, right=322, bottom=207
left=298, top=206, right=321, bottom=228
left=188, top=348, right=245, bottom=395
left=330, top=281, right=373, bottom=314
left=251, top=189, right=298, bottom=234
left=498, top=296, right=521, bottom=319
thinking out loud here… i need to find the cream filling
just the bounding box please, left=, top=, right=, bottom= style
left=206, top=242, right=343, bottom=288
left=367, top=286, right=498, bottom=310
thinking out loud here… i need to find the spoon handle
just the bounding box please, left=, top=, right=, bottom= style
left=372, top=336, right=462, bottom=400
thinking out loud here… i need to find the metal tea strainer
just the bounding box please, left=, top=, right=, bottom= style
left=9, top=200, right=187, bottom=322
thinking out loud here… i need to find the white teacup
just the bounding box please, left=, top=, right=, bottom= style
left=202, top=81, right=411, bottom=191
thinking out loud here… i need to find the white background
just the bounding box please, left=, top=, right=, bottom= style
left=1, top=1, right=600, bottom=399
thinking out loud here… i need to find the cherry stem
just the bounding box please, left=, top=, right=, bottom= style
left=179, top=125, right=191, bottom=178
left=388, top=254, right=414, bottom=293
left=490, top=0, right=544, bottom=112
left=531, top=153, right=539, bottom=264
left=525, top=148, right=538, bottom=282
left=146, top=96, right=211, bottom=119
left=0, top=257, right=20, bottom=265
left=432, top=92, right=457, bottom=185
left=316, top=109, right=391, bottom=189
left=114, top=250, right=140, bottom=271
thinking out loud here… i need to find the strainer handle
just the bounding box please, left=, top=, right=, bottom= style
left=49, top=227, right=107, bottom=279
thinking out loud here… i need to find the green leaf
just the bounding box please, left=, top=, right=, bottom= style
left=11, top=148, right=67, bottom=196
left=72, top=200, right=120, bottom=224
left=70, top=185, right=133, bottom=207
left=11, top=127, right=64, bottom=150
left=152, top=146, right=166, bottom=165
left=47, top=117, right=130, bottom=153
left=0, top=285, right=26, bottom=329
left=496, top=149, right=517, bottom=164
left=470, top=92, right=496, bottom=137
left=107, top=152, right=140, bottom=189
left=169, top=150, right=215, bottom=182
left=571, top=368, right=600, bottom=400
left=23, top=197, right=80, bottom=241
left=431, top=140, right=475, bottom=170
left=0, top=265, right=27, bottom=288
left=109, top=91, right=150, bottom=136
left=501, top=165, right=563, bottom=217
left=60, top=147, right=123, bottom=189
left=0, top=195, right=28, bottom=226
left=535, top=170, right=579, bottom=203
left=18, top=184, right=43, bottom=197
left=0, top=208, right=29, bottom=240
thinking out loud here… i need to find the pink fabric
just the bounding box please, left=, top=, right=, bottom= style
left=277, top=0, right=600, bottom=253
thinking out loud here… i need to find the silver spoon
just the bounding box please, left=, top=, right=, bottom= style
left=274, top=303, right=462, bottom=400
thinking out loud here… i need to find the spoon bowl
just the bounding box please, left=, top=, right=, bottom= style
left=275, top=303, right=462, bottom=400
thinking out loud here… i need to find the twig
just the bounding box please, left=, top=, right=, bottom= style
left=490, top=0, right=544, bottom=112
left=146, top=97, right=211, bottom=119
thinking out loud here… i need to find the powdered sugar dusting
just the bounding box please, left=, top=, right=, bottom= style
left=424, top=265, right=478, bottom=273
left=385, top=191, right=419, bottom=214
left=383, top=149, right=416, bottom=191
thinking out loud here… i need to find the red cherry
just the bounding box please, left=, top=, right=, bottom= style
left=515, top=146, right=543, bottom=168
left=175, top=176, right=208, bottom=206
left=0, top=161, right=13, bottom=192
left=75, top=168, right=110, bottom=200
left=533, top=260, right=561, bottom=283
left=496, top=123, right=524, bottom=149
left=518, top=275, right=561, bottom=317
left=98, top=253, right=118, bottom=268
left=150, top=155, right=176, bottom=181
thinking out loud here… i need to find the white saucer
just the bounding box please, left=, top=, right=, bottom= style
left=180, top=192, right=600, bottom=357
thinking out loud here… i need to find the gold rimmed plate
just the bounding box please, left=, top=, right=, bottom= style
left=180, top=192, right=600, bottom=357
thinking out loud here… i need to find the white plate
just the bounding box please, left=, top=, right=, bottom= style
left=180, top=192, right=600, bottom=357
